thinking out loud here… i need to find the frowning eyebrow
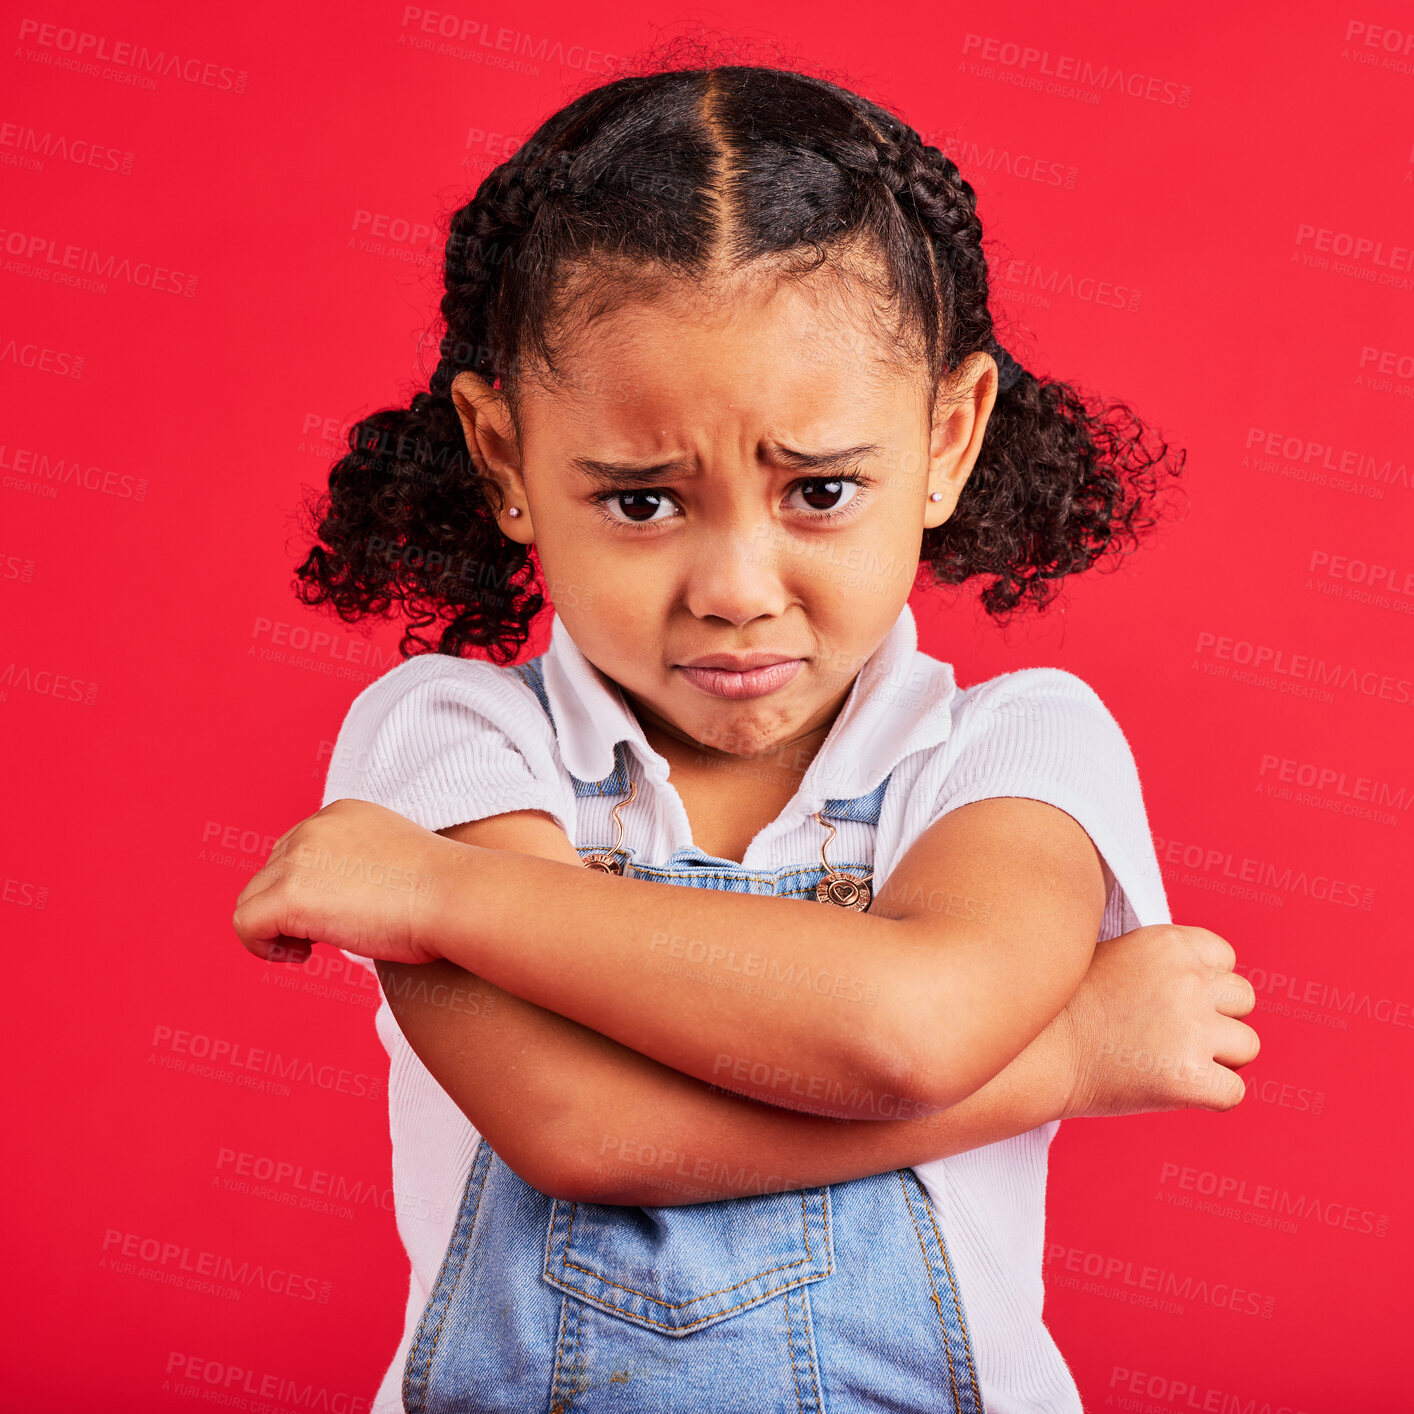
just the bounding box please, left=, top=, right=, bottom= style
left=570, top=443, right=882, bottom=489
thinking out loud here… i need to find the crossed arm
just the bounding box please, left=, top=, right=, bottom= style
left=376, top=798, right=1112, bottom=1204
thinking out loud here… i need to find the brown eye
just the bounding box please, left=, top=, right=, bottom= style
left=596, top=490, right=679, bottom=527
left=617, top=492, right=667, bottom=522
left=787, top=478, right=861, bottom=515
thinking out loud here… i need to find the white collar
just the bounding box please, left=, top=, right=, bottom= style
left=539, top=600, right=957, bottom=809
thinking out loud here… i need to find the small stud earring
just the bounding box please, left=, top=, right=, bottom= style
left=929, top=491, right=944, bottom=502
left=507, top=507, right=521, bottom=518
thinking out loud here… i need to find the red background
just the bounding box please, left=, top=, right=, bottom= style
left=4, top=2, right=1411, bottom=1408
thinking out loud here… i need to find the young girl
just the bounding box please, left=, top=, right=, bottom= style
left=235, top=63, right=1259, bottom=1414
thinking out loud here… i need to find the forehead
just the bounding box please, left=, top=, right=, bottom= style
left=522, top=261, right=924, bottom=435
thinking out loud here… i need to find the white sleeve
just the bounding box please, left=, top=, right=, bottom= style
left=318, top=655, right=576, bottom=972
left=930, top=667, right=1171, bottom=935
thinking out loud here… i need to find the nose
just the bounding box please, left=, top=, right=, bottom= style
left=681, top=515, right=790, bottom=626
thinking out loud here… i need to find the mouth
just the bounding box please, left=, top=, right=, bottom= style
left=674, top=652, right=805, bottom=700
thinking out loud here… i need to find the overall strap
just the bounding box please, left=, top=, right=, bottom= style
left=511, top=656, right=635, bottom=798
left=510, top=655, right=552, bottom=719
left=820, top=774, right=891, bottom=826
left=511, top=654, right=893, bottom=819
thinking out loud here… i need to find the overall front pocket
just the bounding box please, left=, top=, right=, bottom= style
left=541, top=1186, right=834, bottom=1336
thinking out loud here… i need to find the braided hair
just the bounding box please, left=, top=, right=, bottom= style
left=295, top=64, right=1185, bottom=661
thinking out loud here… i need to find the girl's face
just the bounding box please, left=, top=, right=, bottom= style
left=452, top=269, right=998, bottom=767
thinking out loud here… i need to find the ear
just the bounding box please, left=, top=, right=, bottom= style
left=449, top=371, right=535, bottom=544
left=923, top=351, right=999, bottom=530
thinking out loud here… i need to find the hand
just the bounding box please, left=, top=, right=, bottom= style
left=232, top=798, right=464, bottom=967
left=1057, top=923, right=1260, bottom=1119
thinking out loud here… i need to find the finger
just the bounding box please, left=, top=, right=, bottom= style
left=234, top=856, right=294, bottom=909
left=234, top=927, right=311, bottom=965
left=265, top=821, right=305, bottom=864
left=1187, top=1057, right=1246, bottom=1112
left=1183, top=926, right=1238, bottom=972
left=232, top=894, right=311, bottom=963
left=1210, top=968, right=1257, bottom=1017
left=1211, top=1017, right=1261, bottom=1069
left=233, top=924, right=301, bottom=964
left=234, top=863, right=278, bottom=910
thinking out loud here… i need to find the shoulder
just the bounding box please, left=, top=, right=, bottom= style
left=329, top=652, right=555, bottom=766
left=336, top=652, right=541, bottom=732
left=924, top=665, right=1152, bottom=878
left=926, top=665, right=1169, bottom=920
left=953, top=664, right=1115, bottom=723
left=944, top=665, right=1135, bottom=782
left=317, top=652, right=572, bottom=980
left=321, top=652, right=566, bottom=823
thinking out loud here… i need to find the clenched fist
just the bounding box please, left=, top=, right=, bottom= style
left=232, top=798, right=467, bottom=968
left=1061, top=923, right=1261, bottom=1118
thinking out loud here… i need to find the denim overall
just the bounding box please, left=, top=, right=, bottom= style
left=401, top=656, right=984, bottom=1414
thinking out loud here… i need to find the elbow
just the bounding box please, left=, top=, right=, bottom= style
left=866, top=1038, right=965, bottom=1121
left=506, top=1127, right=682, bottom=1208
left=533, top=1155, right=656, bottom=1206
left=496, top=1142, right=606, bottom=1203
left=865, top=990, right=991, bottom=1120
left=831, top=1010, right=947, bottom=1121
left=491, top=1113, right=618, bottom=1204
left=537, top=1162, right=607, bottom=1204
left=770, top=998, right=954, bottom=1122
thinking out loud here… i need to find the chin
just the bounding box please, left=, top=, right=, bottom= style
left=689, top=705, right=794, bottom=755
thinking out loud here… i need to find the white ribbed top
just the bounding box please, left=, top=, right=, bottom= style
left=321, top=600, right=1171, bottom=1413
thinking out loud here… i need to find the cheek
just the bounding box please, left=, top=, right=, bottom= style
left=533, top=520, right=609, bottom=604
left=551, top=579, right=658, bottom=674
left=800, top=534, right=913, bottom=607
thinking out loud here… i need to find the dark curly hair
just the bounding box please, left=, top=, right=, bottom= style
left=295, top=58, right=1185, bottom=663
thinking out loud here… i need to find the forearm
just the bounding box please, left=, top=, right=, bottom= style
left=382, top=811, right=1076, bottom=1202
left=414, top=795, right=1108, bottom=1123
left=378, top=949, right=1072, bottom=1205
left=581, top=1011, right=1074, bottom=1205
left=425, top=844, right=956, bottom=1119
